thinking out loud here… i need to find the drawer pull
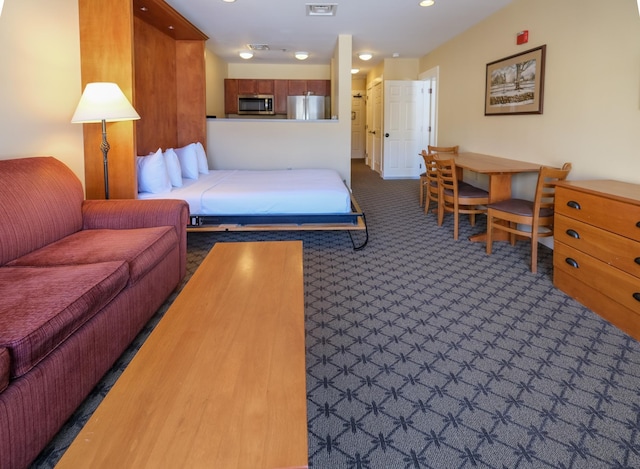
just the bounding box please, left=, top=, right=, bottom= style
left=637, top=221, right=640, bottom=228
left=635, top=257, right=640, bottom=266
left=566, top=229, right=580, bottom=239
left=634, top=293, right=640, bottom=303
left=565, top=258, right=579, bottom=269
left=567, top=200, right=581, bottom=210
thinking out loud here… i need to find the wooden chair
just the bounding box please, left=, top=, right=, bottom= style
left=419, top=145, right=458, bottom=208
left=436, top=157, right=489, bottom=240
left=420, top=150, right=439, bottom=215
left=486, top=163, right=572, bottom=273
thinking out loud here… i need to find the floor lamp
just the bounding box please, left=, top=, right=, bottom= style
left=71, top=83, right=140, bottom=199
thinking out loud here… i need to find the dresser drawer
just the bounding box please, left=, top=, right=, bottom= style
left=556, top=186, right=640, bottom=241
left=555, top=214, right=640, bottom=278
left=554, top=242, right=640, bottom=314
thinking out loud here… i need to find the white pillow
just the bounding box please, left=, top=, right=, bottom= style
left=163, top=148, right=183, bottom=187
left=137, top=148, right=172, bottom=194
left=175, top=143, right=199, bottom=179
left=195, top=141, right=209, bottom=174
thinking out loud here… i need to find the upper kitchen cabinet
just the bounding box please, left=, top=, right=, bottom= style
left=288, top=80, right=330, bottom=96
left=237, top=79, right=275, bottom=95
left=78, top=0, right=207, bottom=199
left=224, top=80, right=239, bottom=114
left=274, top=80, right=288, bottom=115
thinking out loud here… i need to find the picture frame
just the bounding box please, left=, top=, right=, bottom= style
left=485, top=45, right=546, bottom=116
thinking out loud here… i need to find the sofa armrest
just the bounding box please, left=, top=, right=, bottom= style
left=82, top=199, right=189, bottom=279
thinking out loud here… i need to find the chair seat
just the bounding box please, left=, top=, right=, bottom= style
left=444, top=184, right=488, bottom=199
left=489, top=198, right=553, bottom=217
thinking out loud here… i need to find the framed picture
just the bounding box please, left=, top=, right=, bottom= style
left=485, top=45, right=546, bottom=116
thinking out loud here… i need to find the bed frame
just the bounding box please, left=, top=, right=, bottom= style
left=186, top=194, right=369, bottom=250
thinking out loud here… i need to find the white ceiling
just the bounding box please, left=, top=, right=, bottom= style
left=165, top=0, right=515, bottom=77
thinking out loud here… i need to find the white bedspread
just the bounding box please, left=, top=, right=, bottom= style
left=138, top=169, right=352, bottom=215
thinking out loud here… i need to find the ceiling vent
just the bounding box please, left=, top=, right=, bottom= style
left=306, top=3, right=338, bottom=16
left=247, top=44, right=270, bottom=51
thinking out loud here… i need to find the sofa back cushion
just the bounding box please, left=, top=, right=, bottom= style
left=0, top=157, right=84, bottom=266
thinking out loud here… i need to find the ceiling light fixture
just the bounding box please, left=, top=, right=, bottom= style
left=295, top=51, right=309, bottom=60
left=351, top=69, right=360, bottom=74
left=358, top=53, right=373, bottom=61
left=419, top=0, right=435, bottom=6
left=222, top=0, right=236, bottom=3
left=239, top=51, right=253, bottom=59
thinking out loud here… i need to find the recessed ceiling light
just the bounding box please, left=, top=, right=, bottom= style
left=295, top=51, right=309, bottom=60
left=358, top=53, right=373, bottom=61
left=419, top=0, right=435, bottom=6
left=351, top=68, right=360, bottom=74
left=222, top=0, right=236, bottom=3
left=239, top=51, right=253, bottom=59
left=306, top=3, right=338, bottom=16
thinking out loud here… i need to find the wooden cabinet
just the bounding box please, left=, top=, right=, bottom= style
left=237, top=79, right=275, bottom=95
left=287, top=80, right=328, bottom=96
left=307, top=80, right=330, bottom=96
left=274, top=80, right=288, bottom=114
left=224, top=79, right=239, bottom=114
left=78, top=0, right=207, bottom=199
left=553, top=180, right=640, bottom=340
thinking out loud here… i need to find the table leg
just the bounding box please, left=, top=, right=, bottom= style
left=469, top=173, right=513, bottom=243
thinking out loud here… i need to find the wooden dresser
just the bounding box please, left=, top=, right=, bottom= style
left=553, top=180, right=640, bottom=340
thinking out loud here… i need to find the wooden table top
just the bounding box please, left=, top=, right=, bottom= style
left=56, top=241, right=308, bottom=469
left=453, top=152, right=541, bottom=174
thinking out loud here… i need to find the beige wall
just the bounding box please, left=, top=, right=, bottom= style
left=420, top=0, right=640, bottom=186
left=0, top=0, right=85, bottom=182
left=205, top=48, right=227, bottom=118
left=381, top=58, right=419, bottom=81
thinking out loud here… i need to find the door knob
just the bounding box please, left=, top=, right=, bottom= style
left=385, top=133, right=389, bottom=137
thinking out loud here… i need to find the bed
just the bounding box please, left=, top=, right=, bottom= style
left=138, top=168, right=368, bottom=250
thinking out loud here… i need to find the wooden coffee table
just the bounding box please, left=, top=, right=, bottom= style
left=56, top=241, right=308, bottom=469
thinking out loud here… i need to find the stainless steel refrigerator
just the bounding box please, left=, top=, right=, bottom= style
left=287, top=94, right=327, bottom=120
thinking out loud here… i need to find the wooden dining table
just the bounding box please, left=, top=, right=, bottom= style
left=450, top=152, right=542, bottom=241
left=453, top=152, right=541, bottom=202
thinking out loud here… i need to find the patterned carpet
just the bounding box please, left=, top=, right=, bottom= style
left=34, top=160, right=640, bottom=469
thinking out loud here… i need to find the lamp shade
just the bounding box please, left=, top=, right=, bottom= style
left=71, top=82, right=140, bottom=123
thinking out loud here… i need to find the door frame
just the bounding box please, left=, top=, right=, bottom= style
left=418, top=66, right=439, bottom=149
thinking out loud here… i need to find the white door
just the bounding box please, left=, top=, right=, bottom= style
left=365, top=85, right=374, bottom=168
left=382, top=80, right=424, bottom=179
left=371, top=81, right=383, bottom=174
left=351, top=91, right=366, bottom=159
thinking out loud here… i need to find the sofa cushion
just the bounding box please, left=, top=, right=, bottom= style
left=0, top=157, right=84, bottom=266
left=0, top=348, right=9, bottom=393
left=7, top=226, right=177, bottom=286
left=0, top=262, right=129, bottom=378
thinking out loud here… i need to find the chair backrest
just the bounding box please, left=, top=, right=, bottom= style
left=533, top=162, right=572, bottom=218
left=435, top=157, right=458, bottom=199
left=421, top=150, right=439, bottom=186
left=428, top=145, right=458, bottom=155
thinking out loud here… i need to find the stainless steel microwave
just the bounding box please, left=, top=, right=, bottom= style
left=238, top=95, right=275, bottom=115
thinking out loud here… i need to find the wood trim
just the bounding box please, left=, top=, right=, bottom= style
left=78, top=0, right=137, bottom=199
left=132, top=0, right=208, bottom=41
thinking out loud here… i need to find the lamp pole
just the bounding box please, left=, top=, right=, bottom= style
left=100, top=119, right=111, bottom=199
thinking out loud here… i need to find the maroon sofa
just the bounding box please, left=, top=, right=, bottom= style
left=0, top=156, right=189, bottom=469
